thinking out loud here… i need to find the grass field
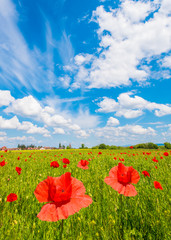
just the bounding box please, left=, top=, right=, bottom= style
left=0, top=149, right=170, bottom=240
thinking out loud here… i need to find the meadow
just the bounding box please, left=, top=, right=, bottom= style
left=0, top=149, right=170, bottom=240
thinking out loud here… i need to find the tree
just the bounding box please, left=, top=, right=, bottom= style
left=164, top=142, right=171, bottom=149
left=99, top=143, right=107, bottom=149
left=59, top=143, right=62, bottom=148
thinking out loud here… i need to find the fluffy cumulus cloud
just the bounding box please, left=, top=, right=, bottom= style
left=1, top=91, right=91, bottom=139
left=53, top=128, right=65, bottom=134
left=62, top=0, right=171, bottom=90
left=0, top=116, right=50, bottom=136
left=107, top=117, right=120, bottom=126
left=0, top=90, right=14, bottom=107
left=96, top=92, right=171, bottom=118
left=95, top=124, right=156, bottom=144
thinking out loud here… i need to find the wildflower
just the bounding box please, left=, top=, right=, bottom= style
left=104, top=163, right=140, bottom=196
left=34, top=172, right=92, bottom=221
left=77, top=160, right=89, bottom=169
left=154, top=181, right=163, bottom=190
left=7, top=193, right=17, bottom=202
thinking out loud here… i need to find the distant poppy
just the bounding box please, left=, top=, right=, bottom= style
left=142, top=171, right=150, bottom=177
left=77, top=160, right=89, bottom=169
left=34, top=172, right=92, bottom=221
left=154, top=181, right=163, bottom=190
left=98, top=152, right=102, bottom=155
left=17, top=157, right=20, bottom=160
left=163, top=152, right=169, bottom=156
left=160, top=156, right=163, bottom=159
left=50, top=161, right=59, bottom=168
left=62, top=158, right=70, bottom=164
left=16, top=167, right=22, bottom=175
left=4, top=149, right=7, bottom=152
left=129, top=146, right=133, bottom=149
left=155, top=166, right=158, bottom=169
left=63, top=165, right=67, bottom=168
left=152, top=157, right=158, bottom=163
left=104, top=163, right=140, bottom=197
left=6, top=193, right=17, bottom=202
left=0, top=160, right=6, bottom=167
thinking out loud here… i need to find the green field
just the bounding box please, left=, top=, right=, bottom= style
left=0, top=149, right=171, bottom=240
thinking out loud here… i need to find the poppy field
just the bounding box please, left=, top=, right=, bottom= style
left=0, top=149, right=170, bottom=240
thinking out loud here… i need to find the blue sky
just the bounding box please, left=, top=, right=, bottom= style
left=0, top=0, right=171, bottom=148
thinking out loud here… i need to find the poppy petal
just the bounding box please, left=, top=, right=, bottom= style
left=124, top=184, right=137, bottom=196
left=130, top=169, right=140, bottom=184
left=104, top=177, right=124, bottom=193
left=34, top=176, right=53, bottom=202
left=71, top=177, right=86, bottom=197
left=37, top=203, right=59, bottom=221
left=63, top=195, right=92, bottom=216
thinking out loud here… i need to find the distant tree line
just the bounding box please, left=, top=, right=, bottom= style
left=91, top=142, right=171, bottom=150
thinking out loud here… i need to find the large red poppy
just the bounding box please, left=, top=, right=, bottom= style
left=163, top=152, right=169, bottom=156
left=104, top=163, right=140, bottom=196
left=77, top=160, right=89, bottom=169
left=6, top=193, right=18, bottom=202
left=16, top=167, right=22, bottom=175
left=34, top=172, right=92, bottom=221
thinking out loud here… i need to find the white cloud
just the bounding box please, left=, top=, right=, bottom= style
left=5, top=95, right=43, bottom=117
left=53, top=128, right=65, bottom=134
left=62, top=0, right=171, bottom=90
left=0, top=116, right=20, bottom=129
left=75, top=129, right=89, bottom=138
left=0, top=90, right=14, bottom=107
left=3, top=92, right=97, bottom=138
left=96, top=92, right=171, bottom=118
left=0, top=131, right=7, bottom=136
left=0, top=116, right=50, bottom=136
left=95, top=124, right=156, bottom=144
left=162, top=55, right=171, bottom=68
left=107, top=117, right=119, bottom=126
left=0, top=0, right=63, bottom=92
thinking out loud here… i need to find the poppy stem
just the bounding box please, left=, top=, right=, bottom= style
left=60, top=219, right=64, bottom=239
left=120, top=194, right=124, bottom=239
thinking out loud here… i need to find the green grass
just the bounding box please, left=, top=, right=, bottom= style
left=0, top=149, right=171, bottom=240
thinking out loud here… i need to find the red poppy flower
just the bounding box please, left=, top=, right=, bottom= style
left=17, top=157, right=20, bottom=160
left=34, top=172, right=92, bottom=221
left=16, top=167, right=22, bottom=175
left=155, top=166, right=158, bottom=169
left=154, top=181, right=163, bottom=190
left=152, top=157, right=158, bottom=163
left=6, top=193, right=18, bottom=202
left=142, top=171, right=150, bottom=177
left=4, top=149, right=7, bottom=152
left=0, top=160, right=7, bottom=167
left=163, top=152, right=169, bottom=156
left=62, top=158, right=70, bottom=164
left=63, top=165, right=67, bottom=168
left=98, top=152, right=102, bottom=155
left=104, top=163, right=140, bottom=197
left=129, top=146, right=133, bottom=149
left=77, top=160, right=89, bottom=169
left=50, top=161, right=59, bottom=168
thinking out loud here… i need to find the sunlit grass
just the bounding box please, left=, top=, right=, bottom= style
left=0, top=149, right=170, bottom=240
